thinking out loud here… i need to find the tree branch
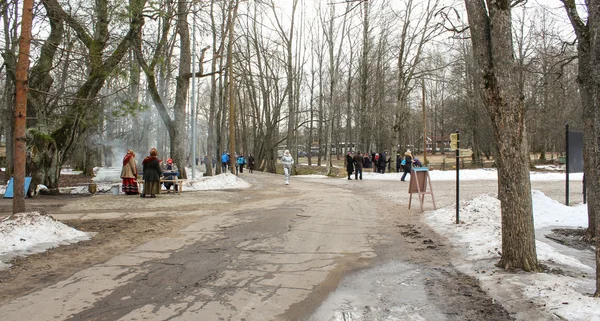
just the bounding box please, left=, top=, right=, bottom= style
left=43, top=0, right=93, bottom=49
left=559, top=0, right=587, bottom=41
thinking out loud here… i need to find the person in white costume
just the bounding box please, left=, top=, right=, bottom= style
left=281, top=150, right=295, bottom=185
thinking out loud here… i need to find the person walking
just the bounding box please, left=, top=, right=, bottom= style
left=237, top=153, right=246, bottom=174
left=373, top=153, right=379, bottom=173
left=345, top=151, right=354, bottom=180
left=248, top=154, right=255, bottom=173
left=234, top=152, right=239, bottom=175
left=141, top=148, right=162, bottom=198
left=353, top=150, right=364, bottom=180
left=401, top=150, right=413, bottom=182
left=221, top=152, right=229, bottom=173
left=281, top=149, right=294, bottom=185
left=396, top=152, right=403, bottom=173
left=378, top=151, right=388, bottom=174
left=120, top=150, right=139, bottom=195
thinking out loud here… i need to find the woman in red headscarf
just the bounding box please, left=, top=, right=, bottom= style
left=120, top=150, right=139, bottom=195
left=163, top=158, right=178, bottom=192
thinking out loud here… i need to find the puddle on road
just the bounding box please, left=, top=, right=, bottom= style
left=305, top=261, right=446, bottom=321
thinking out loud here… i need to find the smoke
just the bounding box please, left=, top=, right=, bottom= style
left=92, top=167, right=121, bottom=183
left=93, top=137, right=131, bottom=168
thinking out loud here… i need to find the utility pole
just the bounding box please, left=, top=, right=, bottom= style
left=13, top=0, right=34, bottom=213
left=227, top=0, right=239, bottom=172
left=190, top=0, right=197, bottom=179
left=422, top=79, right=427, bottom=165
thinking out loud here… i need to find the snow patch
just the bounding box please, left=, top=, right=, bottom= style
left=0, top=212, right=92, bottom=270
left=185, top=173, right=251, bottom=191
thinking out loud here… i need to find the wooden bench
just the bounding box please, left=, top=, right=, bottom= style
left=160, top=178, right=186, bottom=194
left=136, top=179, right=186, bottom=195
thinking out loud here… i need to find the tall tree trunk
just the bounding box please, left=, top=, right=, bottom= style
left=170, top=0, right=191, bottom=178
left=225, top=0, right=239, bottom=173
left=560, top=0, right=599, bottom=242
left=559, top=0, right=600, bottom=294
left=465, top=0, right=537, bottom=271
left=206, top=0, right=222, bottom=176
left=13, top=0, right=34, bottom=211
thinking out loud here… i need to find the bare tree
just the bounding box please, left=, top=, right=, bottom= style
left=4, top=0, right=147, bottom=192
left=270, top=0, right=300, bottom=173
left=393, top=0, right=441, bottom=157
left=235, top=1, right=287, bottom=172
left=135, top=0, right=215, bottom=179
left=322, top=1, right=350, bottom=175
left=1, top=0, right=20, bottom=185
left=464, top=0, right=538, bottom=271
left=559, top=0, right=600, bottom=296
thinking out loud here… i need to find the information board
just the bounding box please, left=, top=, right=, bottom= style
left=409, top=168, right=429, bottom=193
left=568, top=131, right=583, bottom=173
left=408, top=168, right=436, bottom=212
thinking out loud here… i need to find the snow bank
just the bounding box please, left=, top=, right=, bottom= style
left=185, top=173, right=251, bottom=191
left=0, top=212, right=91, bottom=270
left=425, top=191, right=596, bottom=321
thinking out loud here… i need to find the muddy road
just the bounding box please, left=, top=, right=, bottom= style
left=0, top=172, right=579, bottom=320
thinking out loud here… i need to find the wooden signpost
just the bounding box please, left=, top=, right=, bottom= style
left=408, top=167, right=436, bottom=212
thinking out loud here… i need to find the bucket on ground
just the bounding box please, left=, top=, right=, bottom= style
left=111, top=185, right=119, bottom=195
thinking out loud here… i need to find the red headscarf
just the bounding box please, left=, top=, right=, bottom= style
left=123, top=150, right=135, bottom=166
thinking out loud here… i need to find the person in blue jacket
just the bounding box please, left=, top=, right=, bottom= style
left=237, top=153, right=246, bottom=174
left=221, top=152, right=229, bottom=173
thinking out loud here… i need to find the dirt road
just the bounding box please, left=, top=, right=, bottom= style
left=0, top=172, right=580, bottom=320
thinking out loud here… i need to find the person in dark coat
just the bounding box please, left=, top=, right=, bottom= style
left=248, top=154, right=255, bottom=173
left=396, top=152, right=403, bottom=173
left=142, top=148, right=162, bottom=198
left=378, top=151, right=387, bottom=174
left=353, top=150, right=364, bottom=180
left=363, top=152, right=372, bottom=169
left=346, top=151, right=354, bottom=180
left=401, top=150, right=413, bottom=182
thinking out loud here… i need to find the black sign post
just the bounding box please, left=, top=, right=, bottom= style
left=456, top=130, right=460, bottom=224
left=566, top=123, right=569, bottom=206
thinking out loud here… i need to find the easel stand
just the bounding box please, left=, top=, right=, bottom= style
left=3, top=177, right=33, bottom=198
left=408, top=167, right=436, bottom=212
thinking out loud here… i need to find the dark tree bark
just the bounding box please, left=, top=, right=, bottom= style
left=559, top=0, right=600, bottom=297
left=464, top=0, right=538, bottom=271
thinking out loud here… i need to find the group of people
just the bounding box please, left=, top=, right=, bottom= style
left=119, top=148, right=180, bottom=198
left=344, top=149, right=417, bottom=181
left=345, top=151, right=369, bottom=180
left=221, top=152, right=255, bottom=175
left=119, top=148, right=162, bottom=198
left=121, top=147, right=419, bottom=194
